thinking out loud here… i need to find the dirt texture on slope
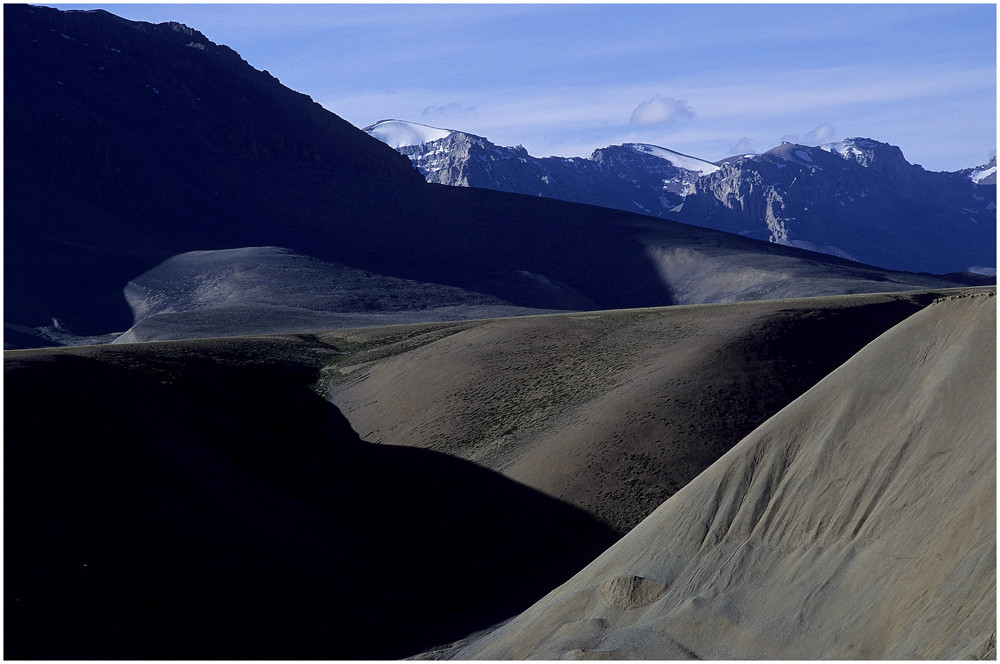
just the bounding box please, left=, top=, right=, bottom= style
left=430, top=289, right=996, bottom=660
left=326, top=289, right=958, bottom=533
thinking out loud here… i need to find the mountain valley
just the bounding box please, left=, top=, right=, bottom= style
left=4, top=5, right=995, bottom=661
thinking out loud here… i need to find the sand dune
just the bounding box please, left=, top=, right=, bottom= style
left=327, top=289, right=958, bottom=533
left=431, top=289, right=996, bottom=660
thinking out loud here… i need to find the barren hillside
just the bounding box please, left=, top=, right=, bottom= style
left=432, top=289, right=996, bottom=659
left=327, top=289, right=960, bottom=533
left=5, top=288, right=993, bottom=659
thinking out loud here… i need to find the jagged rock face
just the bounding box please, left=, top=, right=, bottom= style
left=678, top=140, right=995, bottom=273
left=589, top=144, right=694, bottom=212
left=376, top=123, right=996, bottom=275
left=397, top=131, right=701, bottom=213
left=400, top=132, right=544, bottom=190
left=7, top=6, right=990, bottom=349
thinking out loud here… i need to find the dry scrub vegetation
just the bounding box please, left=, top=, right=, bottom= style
left=321, top=287, right=974, bottom=532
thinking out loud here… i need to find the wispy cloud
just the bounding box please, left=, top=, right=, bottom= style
left=690, top=65, right=994, bottom=120
left=323, top=60, right=994, bottom=168
left=422, top=103, right=478, bottom=119
left=728, top=138, right=758, bottom=155
left=803, top=123, right=837, bottom=145
left=782, top=123, right=837, bottom=146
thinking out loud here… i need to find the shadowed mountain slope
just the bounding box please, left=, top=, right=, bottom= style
left=326, top=288, right=964, bottom=534
left=4, top=336, right=619, bottom=660
left=4, top=3, right=416, bottom=339
left=430, top=289, right=996, bottom=660
left=4, top=5, right=974, bottom=348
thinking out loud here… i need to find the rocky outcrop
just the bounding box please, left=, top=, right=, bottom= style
left=677, top=140, right=995, bottom=272
left=392, top=129, right=705, bottom=214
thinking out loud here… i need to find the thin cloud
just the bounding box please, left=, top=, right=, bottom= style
left=629, top=95, right=694, bottom=126
left=783, top=123, right=837, bottom=146
left=324, top=61, right=992, bottom=169
left=728, top=137, right=758, bottom=155
left=803, top=123, right=837, bottom=145
left=422, top=102, right=478, bottom=118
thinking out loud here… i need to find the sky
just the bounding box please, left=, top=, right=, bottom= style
left=51, top=2, right=997, bottom=172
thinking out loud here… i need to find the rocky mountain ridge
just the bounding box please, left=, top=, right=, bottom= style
left=366, top=120, right=996, bottom=274
left=4, top=5, right=982, bottom=349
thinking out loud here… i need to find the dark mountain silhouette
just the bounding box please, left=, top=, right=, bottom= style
left=4, top=5, right=979, bottom=349
left=5, top=4, right=419, bottom=338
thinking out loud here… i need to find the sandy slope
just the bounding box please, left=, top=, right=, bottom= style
left=432, top=289, right=996, bottom=660
left=326, top=289, right=958, bottom=533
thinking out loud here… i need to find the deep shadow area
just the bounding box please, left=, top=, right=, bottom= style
left=4, top=338, right=619, bottom=659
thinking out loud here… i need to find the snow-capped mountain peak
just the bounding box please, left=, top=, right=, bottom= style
left=970, top=154, right=997, bottom=184
left=819, top=137, right=902, bottom=167
left=624, top=143, right=721, bottom=175
left=366, top=120, right=995, bottom=274
left=363, top=119, right=452, bottom=149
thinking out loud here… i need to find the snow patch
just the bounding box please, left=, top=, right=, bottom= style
left=971, top=165, right=996, bottom=184
left=625, top=143, right=720, bottom=175
left=819, top=138, right=884, bottom=165
left=794, top=149, right=813, bottom=163
left=364, top=119, right=452, bottom=149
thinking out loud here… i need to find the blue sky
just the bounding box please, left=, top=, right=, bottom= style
left=52, top=3, right=997, bottom=171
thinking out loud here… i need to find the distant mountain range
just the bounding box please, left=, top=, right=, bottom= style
left=366, top=119, right=997, bottom=275
left=3, top=4, right=985, bottom=349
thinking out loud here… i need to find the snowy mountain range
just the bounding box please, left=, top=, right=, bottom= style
left=4, top=5, right=984, bottom=349
left=366, top=120, right=996, bottom=275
